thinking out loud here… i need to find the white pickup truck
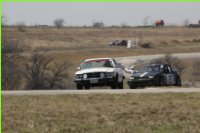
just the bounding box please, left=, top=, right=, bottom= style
left=74, top=58, right=125, bottom=90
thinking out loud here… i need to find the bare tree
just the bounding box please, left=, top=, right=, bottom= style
left=143, top=16, right=150, bottom=28
left=183, top=19, right=190, bottom=27
left=2, top=35, right=28, bottom=90
left=150, top=54, right=185, bottom=75
left=2, top=55, right=23, bottom=90
left=25, top=52, right=70, bottom=89
left=92, top=20, right=104, bottom=28
left=2, top=14, right=7, bottom=27
left=17, top=22, right=26, bottom=32
left=54, top=18, right=65, bottom=28
left=121, top=22, right=128, bottom=28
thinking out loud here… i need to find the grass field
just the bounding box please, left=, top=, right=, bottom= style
left=2, top=93, right=200, bottom=133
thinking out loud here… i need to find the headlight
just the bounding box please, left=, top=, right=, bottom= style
left=130, top=77, right=135, bottom=80
left=106, top=72, right=114, bottom=78
left=75, top=74, right=83, bottom=79
left=100, top=73, right=105, bottom=78
left=83, top=74, right=87, bottom=79
left=149, top=76, right=154, bottom=79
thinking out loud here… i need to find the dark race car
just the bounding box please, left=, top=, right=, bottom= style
left=109, top=40, right=127, bottom=46
left=127, top=64, right=181, bottom=89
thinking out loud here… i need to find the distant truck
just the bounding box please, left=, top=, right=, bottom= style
left=155, top=20, right=164, bottom=27
left=127, top=64, right=181, bottom=89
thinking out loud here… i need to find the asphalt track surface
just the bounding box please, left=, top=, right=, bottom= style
left=2, top=88, right=200, bottom=95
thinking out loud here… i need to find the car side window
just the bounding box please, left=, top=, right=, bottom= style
left=112, top=59, right=118, bottom=67
left=164, top=65, right=169, bottom=73
left=168, top=66, right=172, bottom=73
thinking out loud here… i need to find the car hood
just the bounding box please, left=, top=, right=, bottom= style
left=131, top=71, right=160, bottom=78
left=76, top=67, right=115, bottom=75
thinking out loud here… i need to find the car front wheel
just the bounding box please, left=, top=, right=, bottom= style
left=111, top=75, right=118, bottom=89
left=76, top=84, right=83, bottom=90
left=118, top=79, right=123, bottom=89
left=84, top=85, right=90, bottom=90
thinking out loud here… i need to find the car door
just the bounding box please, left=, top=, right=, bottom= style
left=163, top=65, right=175, bottom=85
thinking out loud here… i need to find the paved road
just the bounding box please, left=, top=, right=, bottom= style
left=2, top=88, right=200, bottom=95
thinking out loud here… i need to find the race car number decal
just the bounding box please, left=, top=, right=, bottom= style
left=166, top=74, right=175, bottom=85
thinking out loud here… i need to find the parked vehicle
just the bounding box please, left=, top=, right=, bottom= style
left=127, top=64, right=181, bottom=89
left=75, top=58, right=125, bottom=89
left=109, top=40, right=127, bottom=46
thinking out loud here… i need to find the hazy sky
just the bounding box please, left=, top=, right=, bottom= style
left=2, top=2, right=200, bottom=26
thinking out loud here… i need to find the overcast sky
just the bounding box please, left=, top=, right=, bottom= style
left=2, top=2, right=200, bottom=26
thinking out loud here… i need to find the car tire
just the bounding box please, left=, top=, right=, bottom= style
left=159, top=77, right=164, bottom=86
left=118, top=80, right=123, bottom=89
left=76, top=84, right=83, bottom=90
left=175, top=77, right=182, bottom=86
left=84, top=85, right=90, bottom=90
left=111, top=75, right=118, bottom=89
left=130, top=85, right=137, bottom=89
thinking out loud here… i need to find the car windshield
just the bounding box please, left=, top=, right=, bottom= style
left=139, top=65, right=160, bottom=73
left=81, top=59, right=114, bottom=69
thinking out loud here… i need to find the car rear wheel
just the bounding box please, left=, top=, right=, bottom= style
left=159, top=77, right=164, bottom=86
left=175, top=77, right=182, bottom=86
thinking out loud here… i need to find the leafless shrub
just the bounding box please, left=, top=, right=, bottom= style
left=92, top=20, right=104, bottom=28
left=2, top=55, right=23, bottom=90
left=160, top=41, right=168, bottom=45
left=140, top=42, right=152, bottom=48
left=25, top=52, right=70, bottom=89
left=190, top=61, right=200, bottom=87
left=54, top=19, right=65, bottom=28
left=171, top=40, right=181, bottom=44
left=2, top=37, right=30, bottom=53
left=150, top=54, right=185, bottom=75
left=191, top=39, right=200, bottom=43
left=17, top=22, right=26, bottom=32
left=183, top=19, right=190, bottom=27
left=121, top=23, right=129, bottom=28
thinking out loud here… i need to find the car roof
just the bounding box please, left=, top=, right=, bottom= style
left=145, top=64, right=166, bottom=67
left=85, top=58, right=114, bottom=62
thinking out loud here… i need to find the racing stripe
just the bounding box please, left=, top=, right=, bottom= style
left=140, top=72, right=148, bottom=77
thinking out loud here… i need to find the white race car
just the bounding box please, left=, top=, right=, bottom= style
left=74, top=58, right=125, bottom=89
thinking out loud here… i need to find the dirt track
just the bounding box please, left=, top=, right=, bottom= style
left=116, top=52, right=200, bottom=67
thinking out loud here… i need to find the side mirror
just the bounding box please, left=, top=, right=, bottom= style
left=77, top=67, right=81, bottom=70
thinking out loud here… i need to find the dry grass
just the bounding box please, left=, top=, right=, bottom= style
left=3, top=93, right=200, bottom=133
left=3, top=27, right=200, bottom=50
